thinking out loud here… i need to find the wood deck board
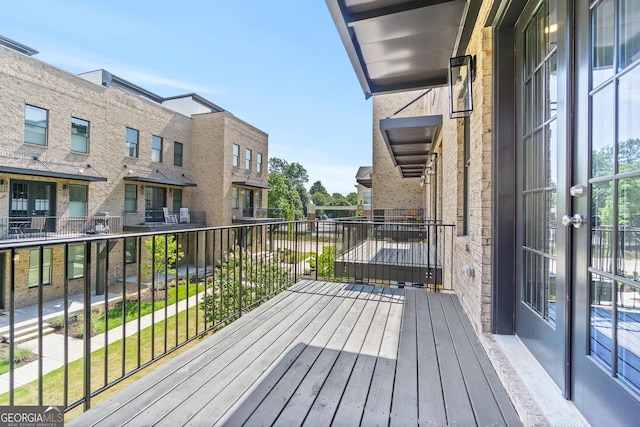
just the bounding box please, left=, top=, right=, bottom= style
left=69, top=282, right=520, bottom=427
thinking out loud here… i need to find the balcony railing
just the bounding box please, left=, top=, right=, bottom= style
left=0, top=218, right=453, bottom=416
left=123, top=209, right=205, bottom=228
left=0, top=215, right=122, bottom=240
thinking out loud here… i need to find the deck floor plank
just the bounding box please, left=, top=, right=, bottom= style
left=122, top=281, right=344, bottom=427
left=415, top=289, right=447, bottom=425
left=68, top=282, right=520, bottom=427
left=428, top=292, right=477, bottom=426
left=197, top=283, right=364, bottom=426
left=273, top=286, right=382, bottom=426
left=390, top=287, right=419, bottom=426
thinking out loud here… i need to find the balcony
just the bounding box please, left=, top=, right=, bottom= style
left=232, top=207, right=282, bottom=224
left=0, top=219, right=554, bottom=424
left=123, top=209, right=205, bottom=231
left=0, top=215, right=122, bottom=241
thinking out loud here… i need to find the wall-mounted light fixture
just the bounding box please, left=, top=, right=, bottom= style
left=86, top=164, right=104, bottom=176
left=0, top=179, right=7, bottom=192
left=449, top=55, right=475, bottom=118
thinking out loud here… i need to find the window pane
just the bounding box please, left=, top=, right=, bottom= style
left=174, top=142, right=183, bottom=166
left=233, top=144, right=239, bottom=167
left=67, top=245, right=85, bottom=279
left=618, top=176, right=640, bottom=281
left=257, top=153, right=263, bottom=173
left=618, top=65, right=640, bottom=174
left=619, top=0, right=640, bottom=70
left=126, top=127, right=139, bottom=157
left=592, top=181, right=614, bottom=273
left=29, top=248, right=52, bottom=287
left=173, top=188, right=182, bottom=213
left=617, top=282, right=640, bottom=393
left=69, top=185, right=87, bottom=217
left=591, top=273, right=613, bottom=369
left=152, top=135, right=163, bottom=163
left=124, top=184, right=137, bottom=213
left=592, top=0, right=615, bottom=87
left=71, top=117, right=89, bottom=153
left=246, top=149, right=252, bottom=170
left=592, top=84, right=615, bottom=177
left=24, top=105, right=48, bottom=145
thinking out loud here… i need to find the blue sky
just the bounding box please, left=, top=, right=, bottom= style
left=0, top=1, right=372, bottom=195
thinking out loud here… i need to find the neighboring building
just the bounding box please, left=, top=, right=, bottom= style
left=327, top=0, right=640, bottom=425
left=354, top=166, right=372, bottom=216
left=0, top=36, right=268, bottom=234
left=0, top=35, right=269, bottom=307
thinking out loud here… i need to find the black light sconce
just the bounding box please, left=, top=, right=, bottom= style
left=0, top=179, right=7, bottom=192
left=449, top=55, right=475, bottom=118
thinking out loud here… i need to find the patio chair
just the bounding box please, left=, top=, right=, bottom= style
left=179, top=208, right=190, bottom=223
left=26, top=216, right=47, bottom=238
left=163, top=207, right=178, bottom=224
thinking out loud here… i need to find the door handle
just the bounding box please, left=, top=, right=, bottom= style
left=562, top=214, right=584, bottom=229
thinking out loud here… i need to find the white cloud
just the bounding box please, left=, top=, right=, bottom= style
left=37, top=48, right=219, bottom=96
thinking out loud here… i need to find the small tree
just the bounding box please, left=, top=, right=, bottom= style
left=310, top=246, right=335, bottom=278
left=142, top=235, right=184, bottom=285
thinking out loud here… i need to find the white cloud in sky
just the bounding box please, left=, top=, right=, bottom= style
left=37, top=48, right=219, bottom=96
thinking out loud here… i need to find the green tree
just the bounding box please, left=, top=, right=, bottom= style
left=309, top=181, right=328, bottom=196
left=142, top=235, right=184, bottom=285
left=330, top=193, right=349, bottom=206
left=268, top=171, right=303, bottom=218
left=346, top=192, right=358, bottom=205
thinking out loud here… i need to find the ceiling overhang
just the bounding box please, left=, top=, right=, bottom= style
left=232, top=181, right=272, bottom=190
left=325, top=0, right=481, bottom=98
left=0, top=165, right=107, bottom=182
left=123, top=176, right=197, bottom=187
left=380, top=114, right=442, bottom=178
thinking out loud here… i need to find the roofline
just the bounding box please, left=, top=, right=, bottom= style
left=163, top=93, right=226, bottom=113
left=0, top=35, right=38, bottom=56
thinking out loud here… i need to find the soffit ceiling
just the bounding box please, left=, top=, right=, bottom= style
left=380, top=115, right=442, bottom=178
left=326, top=0, right=480, bottom=98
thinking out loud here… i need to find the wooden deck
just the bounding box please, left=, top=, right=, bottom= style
left=335, top=240, right=442, bottom=285
left=69, top=281, right=521, bottom=426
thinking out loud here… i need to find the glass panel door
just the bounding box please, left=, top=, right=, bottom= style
left=145, top=186, right=166, bottom=222
left=572, top=0, right=640, bottom=423
left=243, top=189, right=254, bottom=217
left=515, top=0, right=569, bottom=391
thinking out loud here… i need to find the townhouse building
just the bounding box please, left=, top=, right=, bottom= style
left=0, top=35, right=269, bottom=307
left=328, top=0, right=640, bottom=424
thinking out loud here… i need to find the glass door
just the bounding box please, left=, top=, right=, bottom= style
left=515, top=0, right=571, bottom=392
left=572, top=0, right=640, bottom=423
left=243, top=189, right=254, bottom=218
left=145, top=186, right=166, bottom=222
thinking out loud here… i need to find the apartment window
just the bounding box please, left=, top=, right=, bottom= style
left=246, top=149, right=252, bottom=170
left=126, top=127, right=139, bottom=158
left=125, top=238, right=136, bottom=264
left=71, top=117, right=89, bottom=153
left=232, top=187, right=239, bottom=209
left=463, top=116, right=470, bottom=236
left=67, top=244, right=85, bottom=280
left=363, top=191, right=372, bottom=205
left=257, top=153, right=263, bottom=173
left=174, top=142, right=183, bottom=166
left=24, top=105, right=48, bottom=146
left=256, top=191, right=263, bottom=209
left=233, top=144, right=239, bottom=167
left=152, top=135, right=163, bottom=163
left=124, top=184, right=137, bottom=213
left=29, top=248, right=52, bottom=287
left=69, top=185, right=87, bottom=218
left=173, top=188, right=182, bottom=214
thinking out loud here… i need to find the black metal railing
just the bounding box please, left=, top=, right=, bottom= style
left=0, top=216, right=122, bottom=240
left=0, top=218, right=453, bottom=416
